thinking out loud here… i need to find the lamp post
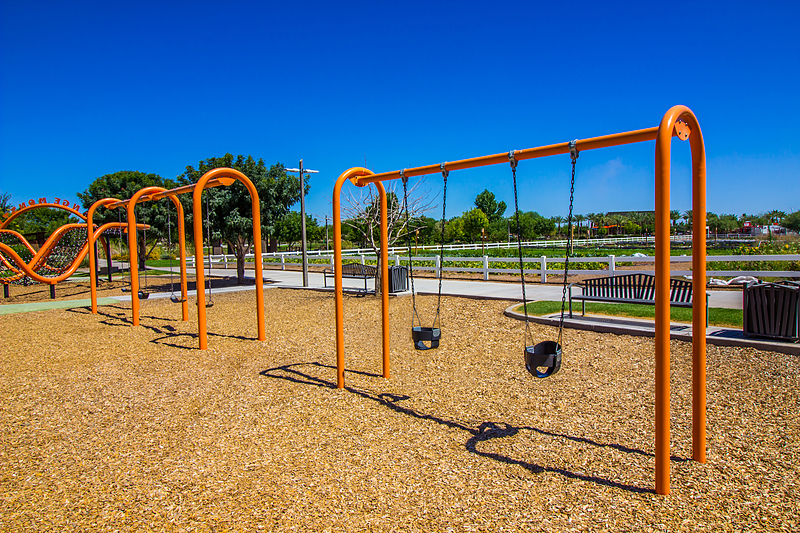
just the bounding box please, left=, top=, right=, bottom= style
left=285, top=160, right=319, bottom=287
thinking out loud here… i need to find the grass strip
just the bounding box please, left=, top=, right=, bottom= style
left=517, top=300, right=743, bottom=328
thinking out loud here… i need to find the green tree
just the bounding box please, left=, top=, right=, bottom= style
left=474, top=189, right=507, bottom=223
left=513, top=211, right=554, bottom=240
left=445, top=216, right=464, bottom=243
left=0, top=192, right=11, bottom=217
left=462, top=208, right=489, bottom=243
left=178, top=154, right=303, bottom=284
left=78, top=170, right=176, bottom=270
left=783, top=210, right=800, bottom=233
left=277, top=211, right=320, bottom=251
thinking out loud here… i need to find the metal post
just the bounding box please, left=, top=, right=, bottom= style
left=325, top=215, right=329, bottom=251
left=299, top=159, right=308, bottom=287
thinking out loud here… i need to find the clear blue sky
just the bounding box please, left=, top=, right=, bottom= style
left=2, top=1, right=798, bottom=223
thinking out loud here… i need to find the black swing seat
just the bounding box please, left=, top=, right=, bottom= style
left=170, top=295, right=186, bottom=304
left=525, top=341, right=562, bottom=379
left=137, top=290, right=150, bottom=300
left=412, top=326, right=441, bottom=350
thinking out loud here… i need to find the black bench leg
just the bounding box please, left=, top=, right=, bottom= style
left=582, top=300, right=586, bottom=316
left=50, top=285, right=56, bottom=299
left=569, top=296, right=573, bottom=317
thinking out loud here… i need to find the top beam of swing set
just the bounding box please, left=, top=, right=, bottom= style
left=332, top=105, right=706, bottom=496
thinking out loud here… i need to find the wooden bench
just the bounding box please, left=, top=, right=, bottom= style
left=323, top=262, right=377, bottom=292
left=568, top=273, right=707, bottom=322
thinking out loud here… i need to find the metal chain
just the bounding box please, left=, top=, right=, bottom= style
left=558, top=142, right=579, bottom=347
left=401, top=172, right=421, bottom=328
left=509, top=151, right=533, bottom=346
left=433, top=164, right=448, bottom=328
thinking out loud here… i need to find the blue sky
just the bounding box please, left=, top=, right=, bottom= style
left=1, top=1, right=798, bottom=223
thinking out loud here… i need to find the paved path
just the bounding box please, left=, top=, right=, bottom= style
left=198, top=267, right=744, bottom=310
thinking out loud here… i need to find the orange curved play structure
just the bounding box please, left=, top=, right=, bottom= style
left=331, top=105, right=706, bottom=495
left=0, top=222, right=132, bottom=286
left=90, top=168, right=265, bottom=350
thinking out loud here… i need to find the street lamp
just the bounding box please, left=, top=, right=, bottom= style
left=285, top=160, right=319, bottom=287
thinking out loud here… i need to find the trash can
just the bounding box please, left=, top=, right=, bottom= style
left=388, top=265, right=408, bottom=293
left=743, top=281, right=800, bottom=342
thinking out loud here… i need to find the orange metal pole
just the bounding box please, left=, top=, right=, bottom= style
left=87, top=198, right=123, bottom=314
left=375, top=181, right=390, bottom=379
left=192, top=168, right=264, bottom=350
left=654, top=115, right=673, bottom=495
left=687, top=112, right=708, bottom=464
left=127, top=187, right=164, bottom=327
left=356, top=127, right=666, bottom=186
left=333, top=167, right=374, bottom=388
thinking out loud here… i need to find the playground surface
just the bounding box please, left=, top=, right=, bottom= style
left=1, top=289, right=797, bottom=531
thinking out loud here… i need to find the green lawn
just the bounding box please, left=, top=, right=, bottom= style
left=517, top=300, right=742, bottom=328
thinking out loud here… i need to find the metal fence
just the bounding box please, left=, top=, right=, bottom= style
left=190, top=250, right=800, bottom=283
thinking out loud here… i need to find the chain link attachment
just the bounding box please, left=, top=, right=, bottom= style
left=569, top=140, right=579, bottom=162
left=399, top=168, right=408, bottom=185
left=440, top=162, right=449, bottom=178
left=508, top=150, right=518, bottom=169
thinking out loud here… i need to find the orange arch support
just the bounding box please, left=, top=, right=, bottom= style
left=192, top=167, right=265, bottom=350
left=332, top=167, right=390, bottom=388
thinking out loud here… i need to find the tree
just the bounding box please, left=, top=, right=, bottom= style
left=462, top=208, right=489, bottom=243
left=474, top=189, right=507, bottom=223
left=682, top=210, right=693, bottom=231
left=444, top=216, right=464, bottom=243
left=0, top=192, right=11, bottom=217
left=783, top=210, right=800, bottom=233
left=574, top=214, right=586, bottom=238
left=513, top=211, right=554, bottom=240
left=178, top=154, right=303, bottom=284
left=276, top=211, right=320, bottom=251
left=670, top=209, right=681, bottom=234
left=78, top=171, right=176, bottom=270
left=341, top=178, right=436, bottom=291
left=551, top=216, right=564, bottom=238
left=764, top=209, right=788, bottom=239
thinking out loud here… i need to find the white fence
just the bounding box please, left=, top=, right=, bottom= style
left=190, top=251, right=800, bottom=283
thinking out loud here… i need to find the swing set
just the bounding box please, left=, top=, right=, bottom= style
left=331, top=105, right=707, bottom=495
left=86, top=168, right=265, bottom=350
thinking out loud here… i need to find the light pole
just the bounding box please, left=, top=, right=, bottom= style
left=285, top=160, right=319, bottom=287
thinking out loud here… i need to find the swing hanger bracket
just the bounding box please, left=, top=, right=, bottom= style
left=569, top=140, right=579, bottom=161
left=399, top=168, right=408, bottom=185
left=508, top=150, right=517, bottom=169
left=440, top=162, right=449, bottom=178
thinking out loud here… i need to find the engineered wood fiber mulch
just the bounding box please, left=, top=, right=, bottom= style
left=0, top=289, right=797, bottom=532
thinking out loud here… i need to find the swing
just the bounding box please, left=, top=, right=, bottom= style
left=119, top=209, right=131, bottom=293
left=137, top=214, right=150, bottom=300
left=197, top=192, right=214, bottom=308
left=511, top=141, right=578, bottom=378
left=167, top=201, right=186, bottom=304
left=401, top=164, right=447, bottom=350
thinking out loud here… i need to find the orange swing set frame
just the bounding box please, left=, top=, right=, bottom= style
left=331, top=105, right=707, bottom=495
left=86, top=167, right=266, bottom=350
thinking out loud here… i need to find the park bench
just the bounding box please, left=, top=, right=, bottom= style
left=323, top=262, right=377, bottom=292
left=568, top=273, right=707, bottom=322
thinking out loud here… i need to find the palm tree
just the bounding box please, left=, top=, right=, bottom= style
left=670, top=210, right=681, bottom=234
left=764, top=209, right=788, bottom=239
left=551, top=216, right=564, bottom=238
left=575, top=214, right=586, bottom=239
left=683, top=210, right=693, bottom=232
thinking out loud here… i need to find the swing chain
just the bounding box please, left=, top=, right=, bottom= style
left=510, top=151, right=533, bottom=345
left=434, top=163, right=448, bottom=326
left=558, top=141, right=578, bottom=346
left=401, top=172, right=421, bottom=328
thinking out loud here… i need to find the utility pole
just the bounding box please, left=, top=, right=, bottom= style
left=325, top=215, right=329, bottom=250
left=285, top=160, right=319, bottom=287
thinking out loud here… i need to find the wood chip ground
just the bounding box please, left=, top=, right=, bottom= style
left=0, top=284, right=797, bottom=532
